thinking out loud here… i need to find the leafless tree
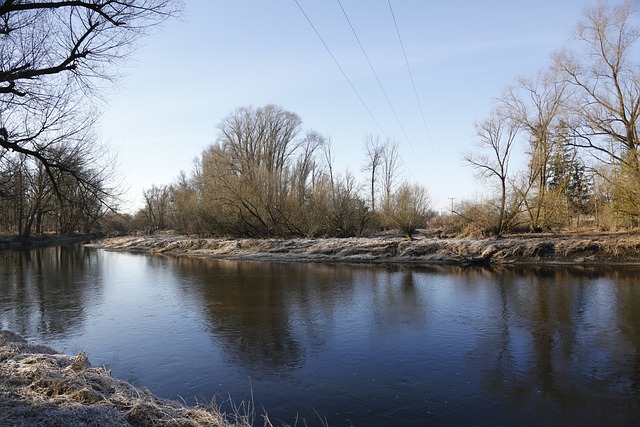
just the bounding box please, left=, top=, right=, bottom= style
left=202, top=105, right=329, bottom=237
left=556, top=0, right=639, bottom=159
left=0, top=136, right=119, bottom=241
left=380, top=138, right=402, bottom=213
left=385, top=182, right=431, bottom=240
left=362, top=134, right=385, bottom=212
left=0, top=0, right=179, bottom=240
left=0, top=0, right=178, bottom=159
left=501, top=70, right=569, bottom=230
left=555, top=0, right=640, bottom=221
left=167, top=171, right=201, bottom=235
left=142, top=184, right=170, bottom=232
left=464, top=109, right=520, bottom=236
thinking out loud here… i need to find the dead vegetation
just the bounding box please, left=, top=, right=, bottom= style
left=0, top=330, right=248, bottom=426
left=95, top=231, right=640, bottom=266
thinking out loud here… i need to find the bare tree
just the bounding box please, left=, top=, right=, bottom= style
left=362, top=134, right=385, bottom=212
left=142, top=185, right=170, bottom=232
left=385, top=182, right=431, bottom=240
left=501, top=70, right=569, bottom=230
left=0, top=0, right=179, bottom=240
left=0, top=0, right=178, bottom=156
left=380, top=138, right=402, bottom=213
left=223, top=104, right=301, bottom=235
left=168, top=171, right=201, bottom=235
left=202, top=105, right=330, bottom=237
left=319, top=140, right=370, bottom=236
left=555, top=0, right=640, bottom=221
left=0, top=132, right=119, bottom=241
left=16, top=158, right=55, bottom=238
left=464, top=109, right=520, bottom=236
left=286, top=131, right=326, bottom=235
left=557, top=0, right=639, bottom=158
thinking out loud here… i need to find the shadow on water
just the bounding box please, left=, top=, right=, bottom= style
left=1, top=246, right=640, bottom=426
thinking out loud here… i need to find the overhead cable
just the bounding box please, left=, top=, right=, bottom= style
left=337, top=0, right=418, bottom=159
left=387, top=0, right=446, bottom=191
left=293, top=0, right=387, bottom=138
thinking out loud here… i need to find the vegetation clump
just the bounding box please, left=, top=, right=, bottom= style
left=0, top=330, right=247, bottom=427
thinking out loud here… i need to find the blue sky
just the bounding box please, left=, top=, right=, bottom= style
left=99, top=0, right=608, bottom=213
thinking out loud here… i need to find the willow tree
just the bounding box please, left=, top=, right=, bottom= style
left=385, top=182, right=431, bottom=240
left=201, top=105, right=325, bottom=237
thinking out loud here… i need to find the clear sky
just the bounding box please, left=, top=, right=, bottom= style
left=98, top=0, right=611, bottom=213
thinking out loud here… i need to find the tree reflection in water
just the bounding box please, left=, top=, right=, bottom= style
left=0, top=245, right=102, bottom=340
left=171, top=258, right=361, bottom=376
left=471, top=266, right=640, bottom=425
left=1, top=248, right=640, bottom=425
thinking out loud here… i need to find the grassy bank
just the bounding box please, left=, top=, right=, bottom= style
left=95, top=231, right=640, bottom=266
left=0, top=330, right=248, bottom=426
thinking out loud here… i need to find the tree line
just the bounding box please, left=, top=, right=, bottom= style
left=134, top=105, right=432, bottom=239
left=136, top=1, right=640, bottom=239
left=1, top=1, right=638, bottom=241
left=457, top=0, right=639, bottom=236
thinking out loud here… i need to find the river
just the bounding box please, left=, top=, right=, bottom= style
left=1, top=244, right=639, bottom=426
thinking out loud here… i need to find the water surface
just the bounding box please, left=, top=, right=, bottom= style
left=1, top=245, right=639, bottom=426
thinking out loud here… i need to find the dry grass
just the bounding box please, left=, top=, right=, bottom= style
left=0, top=330, right=248, bottom=426
left=96, top=231, right=640, bottom=266
left=0, top=330, right=328, bottom=426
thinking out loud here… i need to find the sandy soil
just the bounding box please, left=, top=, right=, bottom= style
left=0, top=330, right=248, bottom=426
left=94, top=231, right=640, bottom=266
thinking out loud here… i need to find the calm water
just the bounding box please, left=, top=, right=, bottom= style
left=1, top=244, right=640, bottom=426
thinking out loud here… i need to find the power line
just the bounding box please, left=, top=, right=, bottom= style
left=293, top=0, right=387, bottom=138
left=387, top=0, right=447, bottom=192
left=336, top=0, right=421, bottom=166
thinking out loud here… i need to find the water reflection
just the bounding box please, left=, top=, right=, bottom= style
left=0, top=246, right=639, bottom=425
left=171, top=257, right=363, bottom=375
left=0, top=245, right=102, bottom=340
left=467, top=266, right=640, bottom=425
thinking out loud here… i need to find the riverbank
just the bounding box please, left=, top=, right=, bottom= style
left=95, top=231, right=640, bottom=266
left=0, top=330, right=247, bottom=426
